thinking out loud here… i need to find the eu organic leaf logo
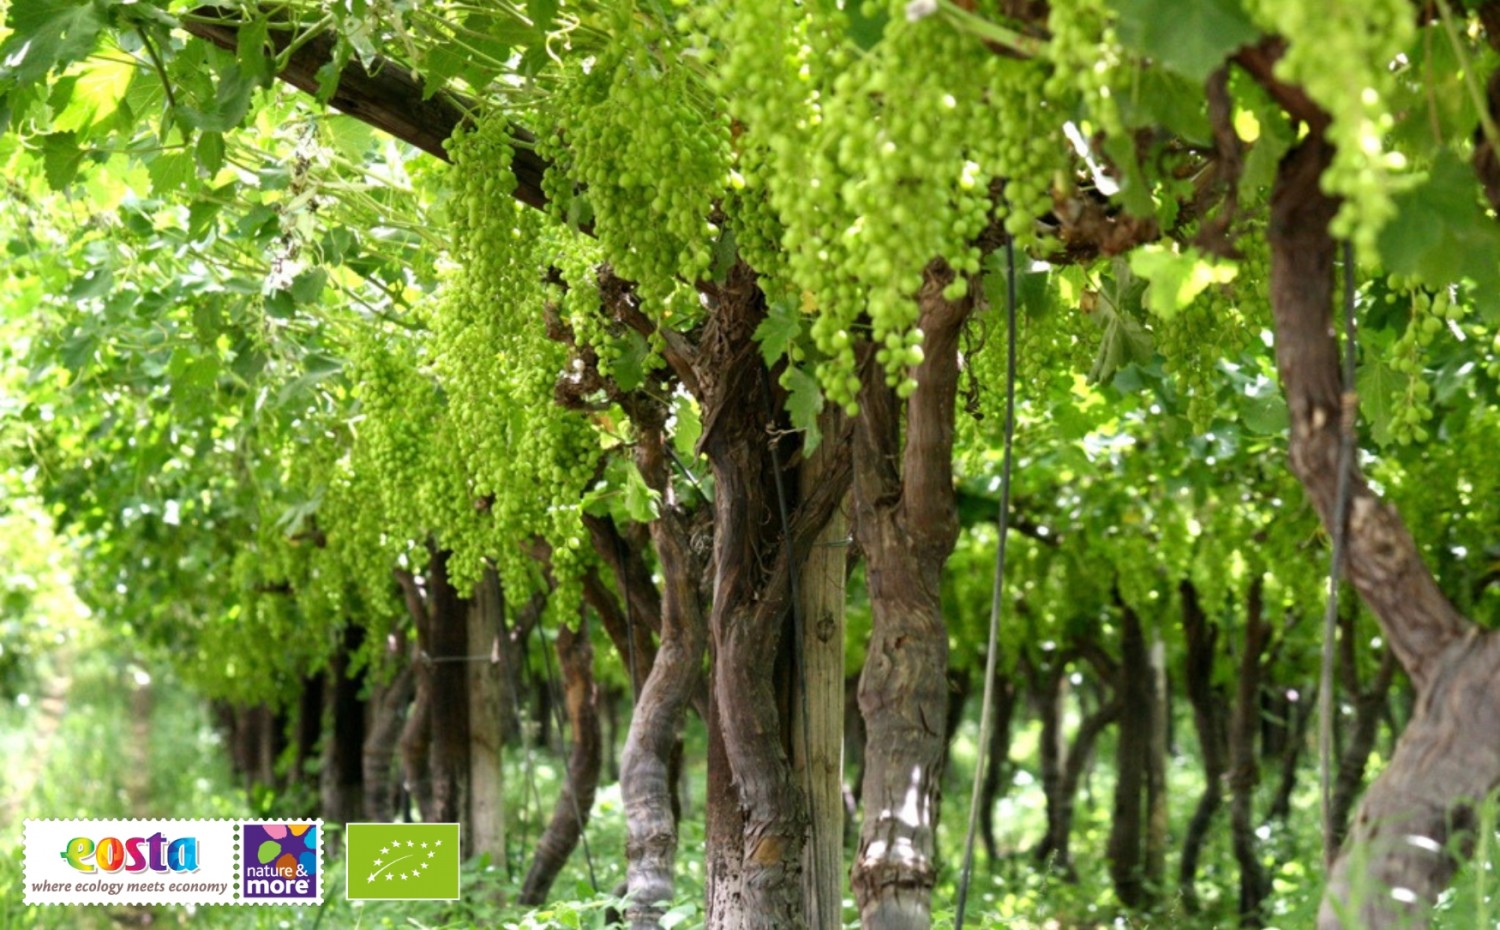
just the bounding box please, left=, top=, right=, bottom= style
left=345, top=823, right=460, bottom=901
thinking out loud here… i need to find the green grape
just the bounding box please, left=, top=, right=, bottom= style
left=431, top=113, right=602, bottom=610
left=691, top=0, right=1066, bottom=403
left=535, top=26, right=731, bottom=326
left=1382, top=282, right=1446, bottom=446
left=1241, top=0, right=1414, bottom=258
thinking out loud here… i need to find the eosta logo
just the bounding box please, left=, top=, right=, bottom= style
left=61, top=833, right=199, bottom=873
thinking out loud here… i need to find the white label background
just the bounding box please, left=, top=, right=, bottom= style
left=25, top=820, right=239, bottom=905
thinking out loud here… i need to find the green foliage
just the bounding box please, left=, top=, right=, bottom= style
left=3, top=2, right=1500, bottom=927
left=1112, top=0, right=1260, bottom=82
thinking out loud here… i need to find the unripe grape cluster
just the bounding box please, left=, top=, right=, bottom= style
left=436, top=115, right=599, bottom=607
left=1243, top=0, right=1414, bottom=257
left=1381, top=277, right=1463, bottom=446
left=536, top=27, right=732, bottom=324
left=692, top=0, right=1065, bottom=411
left=1045, top=0, right=1125, bottom=142
left=1156, top=280, right=1258, bottom=431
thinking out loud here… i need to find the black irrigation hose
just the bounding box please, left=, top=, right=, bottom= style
left=1320, top=241, right=1360, bottom=868
left=955, top=235, right=1019, bottom=930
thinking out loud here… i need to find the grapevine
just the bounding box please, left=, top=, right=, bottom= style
left=695, top=1, right=1066, bottom=410
left=1241, top=0, right=1414, bottom=256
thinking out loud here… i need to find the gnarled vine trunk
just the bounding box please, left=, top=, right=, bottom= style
left=1267, top=135, right=1499, bottom=930
left=1179, top=579, right=1228, bottom=913
left=321, top=624, right=367, bottom=846
left=1228, top=576, right=1269, bottom=927
left=1107, top=602, right=1152, bottom=910
left=520, top=619, right=601, bottom=904
left=425, top=547, right=470, bottom=832
left=978, top=671, right=1018, bottom=867
left=1329, top=611, right=1400, bottom=850
left=363, top=657, right=414, bottom=823
left=620, top=424, right=709, bottom=930
left=851, top=266, right=971, bottom=930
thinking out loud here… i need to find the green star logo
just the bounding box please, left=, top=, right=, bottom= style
left=345, top=823, right=460, bottom=901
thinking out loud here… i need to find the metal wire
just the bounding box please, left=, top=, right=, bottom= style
left=956, top=236, right=1018, bottom=929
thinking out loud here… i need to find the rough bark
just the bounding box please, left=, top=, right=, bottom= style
left=851, top=265, right=972, bottom=930
left=1329, top=641, right=1398, bottom=851
left=294, top=674, right=323, bottom=787
left=1266, top=136, right=1500, bottom=930
left=252, top=704, right=278, bottom=788
left=621, top=423, right=710, bottom=930
left=1028, top=655, right=1068, bottom=868
left=1145, top=635, right=1170, bottom=895
left=1266, top=687, right=1313, bottom=824
left=363, top=658, right=415, bottom=823
left=844, top=673, right=867, bottom=823
left=425, top=547, right=470, bottom=830
left=698, top=263, right=853, bottom=930
left=1107, top=603, right=1152, bottom=910
left=1228, top=576, right=1269, bottom=927
left=520, top=620, right=602, bottom=905
left=468, top=567, right=509, bottom=863
left=706, top=675, right=744, bottom=930
left=602, top=685, right=622, bottom=782
left=1179, top=580, right=1229, bottom=913
left=1038, top=679, right=1120, bottom=878
left=584, top=514, right=663, bottom=698
left=582, top=560, right=657, bottom=701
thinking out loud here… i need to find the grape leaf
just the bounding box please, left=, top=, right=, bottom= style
left=1116, top=69, right=1212, bottom=147
left=754, top=300, right=800, bottom=366
left=672, top=392, right=702, bottom=459
left=622, top=461, right=661, bottom=522
left=147, top=152, right=194, bottom=196
left=1377, top=150, right=1500, bottom=301
left=611, top=330, right=649, bottom=392
left=180, top=62, right=257, bottom=133
left=1089, top=304, right=1153, bottom=385
left=39, top=131, right=85, bottom=190
left=783, top=364, right=824, bottom=452
left=0, top=0, right=106, bottom=88
left=1130, top=245, right=1236, bottom=320
left=1237, top=384, right=1288, bottom=436
left=1111, top=0, right=1259, bottom=82
left=1356, top=358, right=1406, bottom=448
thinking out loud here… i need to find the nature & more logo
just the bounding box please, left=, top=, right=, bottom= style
left=239, top=823, right=320, bottom=901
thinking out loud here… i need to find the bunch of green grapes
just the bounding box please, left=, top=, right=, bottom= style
left=1045, top=0, right=1125, bottom=141
left=436, top=115, right=600, bottom=602
left=1381, top=277, right=1463, bottom=445
left=1242, top=0, right=1413, bottom=257
left=345, top=333, right=434, bottom=544
left=695, top=1, right=1064, bottom=411
left=535, top=23, right=731, bottom=324
left=1156, top=282, right=1257, bottom=431
left=320, top=453, right=404, bottom=613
